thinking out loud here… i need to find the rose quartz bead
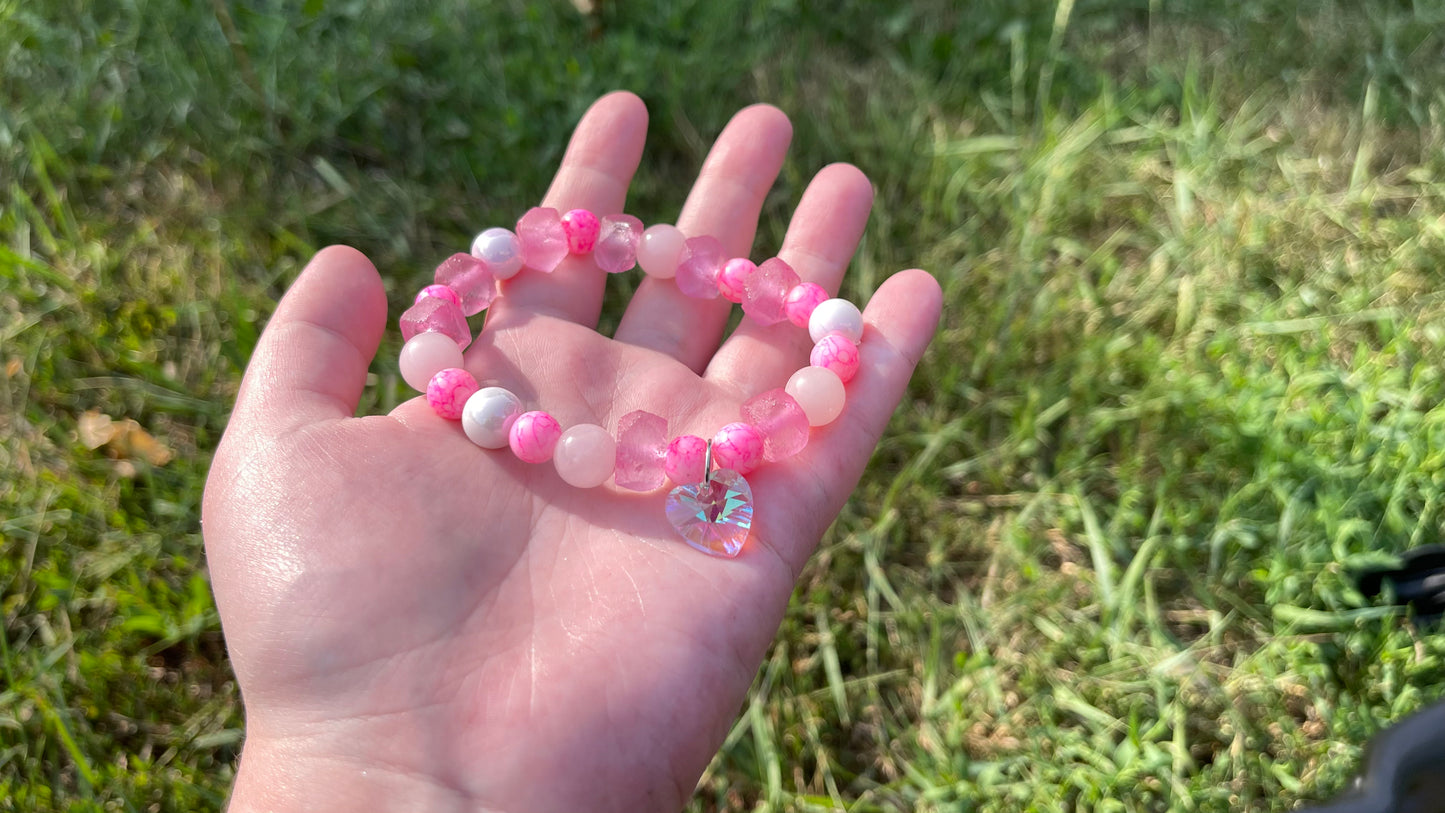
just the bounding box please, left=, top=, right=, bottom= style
left=399, top=332, right=465, bottom=392
left=554, top=424, right=616, bottom=488
left=426, top=368, right=480, bottom=420
left=742, top=257, right=801, bottom=327
left=509, top=411, right=563, bottom=464
left=675, top=235, right=724, bottom=299
left=808, top=298, right=864, bottom=344
left=783, top=282, right=828, bottom=328
left=742, top=388, right=809, bottom=461
left=711, top=422, right=764, bottom=475
left=637, top=224, right=686, bottom=279
left=461, top=387, right=523, bottom=449
left=470, top=228, right=524, bottom=280
left=594, top=214, right=644, bottom=274
left=516, top=207, right=569, bottom=273
left=400, top=295, right=471, bottom=349
left=665, top=434, right=708, bottom=484
left=810, top=333, right=861, bottom=383
left=415, top=284, right=461, bottom=307
left=717, top=258, right=756, bottom=303
left=433, top=253, right=496, bottom=316
left=561, top=209, right=600, bottom=254
left=614, top=410, right=669, bottom=491
left=785, top=366, right=845, bottom=426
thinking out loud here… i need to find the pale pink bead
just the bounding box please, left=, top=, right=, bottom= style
left=561, top=209, right=601, bottom=254
left=742, top=257, right=800, bottom=327
left=426, top=368, right=480, bottom=420
left=433, top=253, right=496, bottom=316
left=399, top=332, right=465, bottom=392
left=637, top=224, right=686, bottom=279
left=810, top=333, right=860, bottom=383
left=400, top=295, right=471, bottom=349
left=554, top=424, right=616, bottom=488
left=742, top=388, right=809, bottom=462
left=415, top=284, right=461, bottom=307
left=717, top=258, right=756, bottom=303
left=808, top=298, right=864, bottom=344
left=675, top=235, right=723, bottom=299
left=462, top=387, right=524, bottom=449
left=614, top=410, right=669, bottom=491
left=594, top=214, right=644, bottom=274
left=516, top=207, right=570, bottom=273
left=783, top=282, right=828, bottom=328
left=785, top=366, right=845, bottom=426
left=665, top=434, right=708, bottom=484
left=711, top=422, right=764, bottom=475
left=470, top=227, right=524, bottom=280
left=509, top=411, right=563, bottom=464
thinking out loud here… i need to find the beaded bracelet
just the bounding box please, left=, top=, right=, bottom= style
left=395, top=207, right=864, bottom=558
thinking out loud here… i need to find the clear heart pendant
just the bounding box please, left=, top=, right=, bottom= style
left=665, top=468, right=753, bottom=557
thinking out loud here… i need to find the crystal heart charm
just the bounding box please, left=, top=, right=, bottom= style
left=665, top=468, right=754, bottom=557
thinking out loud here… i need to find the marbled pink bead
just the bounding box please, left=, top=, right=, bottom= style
left=742, top=257, right=800, bottom=327
left=594, top=214, right=644, bottom=274
left=637, top=224, right=686, bottom=279
left=554, top=424, right=616, bottom=488
left=516, top=207, right=570, bottom=273
left=717, top=258, right=756, bottom=303
left=785, top=366, right=846, bottom=427
left=741, top=388, right=809, bottom=462
left=614, top=410, right=669, bottom=491
left=665, top=434, right=708, bottom=484
left=810, top=333, right=860, bottom=383
left=399, top=332, right=465, bottom=392
left=415, top=284, right=461, bottom=307
left=400, top=295, right=471, bottom=349
left=509, top=411, right=563, bottom=464
left=711, top=422, right=764, bottom=475
left=433, top=253, right=497, bottom=316
left=783, top=282, right=828, bottom=328
left=675, top=235, right=724, bottom=299
left=426, top=368, right=480, bottom=420
left=561, top=208, right=601, bottom=254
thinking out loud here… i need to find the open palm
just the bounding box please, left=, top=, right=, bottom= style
left=202, top=93, right=942, bottom=813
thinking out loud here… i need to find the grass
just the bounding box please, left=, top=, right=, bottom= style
left=4, top=0, right=1445, bottom=810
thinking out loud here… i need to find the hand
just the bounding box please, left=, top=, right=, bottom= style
left=202, top=92, right=943, bottom=813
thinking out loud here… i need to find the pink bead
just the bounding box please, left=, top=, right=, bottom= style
left=665, top=434, right=708, bottom=484
left=783, top=282, right=828, bottom=328
left=400, top=295, right=471, bottom=349
left=614, top=410, right=669, bottom=491
left=509, top=411, right=563, bottom=464
left=808, top=298, right=864, bottom=344
left=470, top=228, right=524, bottom=280
left=637, top=224, right=686, bottom=279
left=516, top=207, right=570, bottom=273
left=415, top=284, right=461, bottom=307
left=810, top=333, right=860, bottom=383
left=717, top=258, right=756, bottom=303
left=675, top=235, right=724, bottom=299
left=561, top=209, right=601, bottom=254
left=399, top=332, right=465, bottom=392
left=554, top=424, right=616, bottom=488
left=785, top=366, right=846, bottom=427
left=433, top=253, right=496, bottom=316
left=426, top=368, right=479, bottom=420
left=711, top=422, right=764, bottom=475
left=742, top=257, right=800, bottom=327
left=741, top=389, right=809, bottom=462
left=594, top=214, right=644, bottom=274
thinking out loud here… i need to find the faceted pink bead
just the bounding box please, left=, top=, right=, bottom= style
left=637, top=224, right=686, bottom=279
left=433, top=253, right=497, bottom=316
left=717, top=258, right=756, bottom=303
left=783, top=282, right=828, bottom=328
left=516, top=207, right=570, bottom=273
left=786, top=366, right=846, bottom=426
left=509, top=411, right=563, bottom=464
left=400, top=295, right=470, bottom=349
left=554, top=424, right=616, bottom=488
left=665, top=434, right=708, bottom=484
left=614, top=410, right=669, bottom=491
left=711, top=422, right=764, bottom=475
left=810, top=333, right=860, bottom=383
left=742, top=257, right=800, bottom=327
left=561, top=209, right=601, bottom=254
left=399, top=332, right=464, bottom=392
left=675, top=235, right=724, bottom=299
left=415, top=284, right=461, bottom=307
left=594, top=214, right=644, bottom=274
left=426, top=368, right=479, bottom=420
left=741, top=388, right=809, bottom=462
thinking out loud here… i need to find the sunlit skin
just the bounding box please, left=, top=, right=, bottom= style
left=202, top=92, right=943, bottom=813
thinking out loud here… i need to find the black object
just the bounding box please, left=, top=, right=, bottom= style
left=1358, top=545, right=1445, bottom=622
left=1300, top=700, right=1445, bottom=813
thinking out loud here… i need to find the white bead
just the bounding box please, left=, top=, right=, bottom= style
left=471, top=228, right=524, bottom=280
left=399, top=332, right=464, bottom=392
left=808, top=298, right=864, bottom=344
left=462, top=387, right=523, bottom=449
